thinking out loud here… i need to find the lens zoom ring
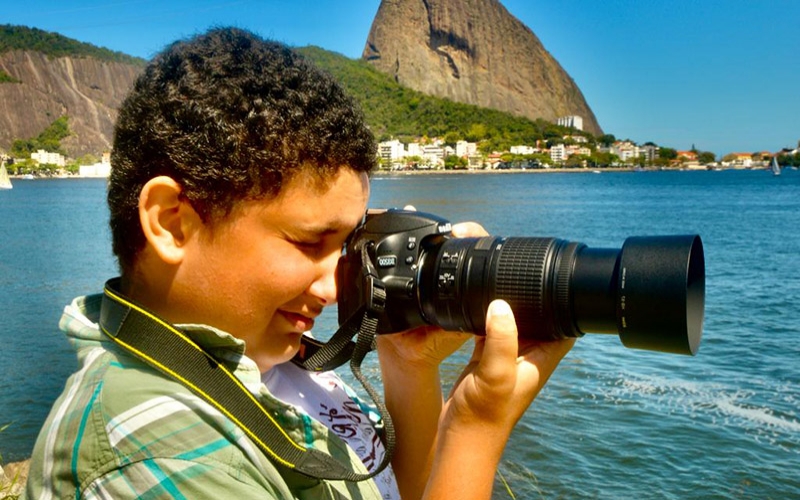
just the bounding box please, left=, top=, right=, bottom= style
left=494, top=238, right=553, bottom=331
left=556, top=245, right=573, bottom=313
left=555, top=243, right=581, bottom=338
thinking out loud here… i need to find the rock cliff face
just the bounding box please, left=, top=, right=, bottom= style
left=363, top=0, right=602, bottom=135
left=0, top=50, right=141, bottom=156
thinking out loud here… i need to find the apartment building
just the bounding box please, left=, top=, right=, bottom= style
left=31, top=149, right=66, bottom=167
left=557, top=115, right=584, bottom=131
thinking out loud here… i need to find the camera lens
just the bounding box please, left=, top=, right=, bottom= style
left=417, top=234, right=704, bottom=355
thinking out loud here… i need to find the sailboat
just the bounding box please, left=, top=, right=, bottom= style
left=0, top=162, right=12, bottom=190
left=770, top=157, right=781, bottom=176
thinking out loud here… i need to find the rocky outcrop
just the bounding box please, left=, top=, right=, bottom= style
left=0, top=50, right=141, bottom=157
left=363, top=0, right=602, bottom=135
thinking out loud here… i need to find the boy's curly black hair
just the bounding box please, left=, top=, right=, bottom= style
left=108, top=27, right=376, bottom=273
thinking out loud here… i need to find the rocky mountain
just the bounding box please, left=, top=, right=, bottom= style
left=0, top=49, right=142, bottom=157
left=363, top=0, right=602, bottom=135
left=1, top=7, right=602, bottom=159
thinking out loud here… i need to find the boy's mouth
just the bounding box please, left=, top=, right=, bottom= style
left=279, top=310, right=315, bottom=332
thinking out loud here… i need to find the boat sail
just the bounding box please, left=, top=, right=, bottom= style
left=770, top=157, right=781, bottom=176
left=0, top=162, right=12, bottom=190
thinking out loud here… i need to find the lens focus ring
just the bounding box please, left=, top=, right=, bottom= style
left=493, top=238, right=554, bottom=336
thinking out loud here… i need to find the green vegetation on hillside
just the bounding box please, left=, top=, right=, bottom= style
left=10, top=115, right=71, bottom=157
left=6, top=117, right=100, bottom=176
left=0, top=25, right=146, bottom=66
left=0, top=68, right=20, bottom=83
left=296, top=46, right=584, bottom=153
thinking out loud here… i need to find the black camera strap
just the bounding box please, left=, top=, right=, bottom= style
left=290, top=246, right=396, bottom=475
left=99, top=276, right=394, bottom=482
left=291, top=269, right=385, bottom=372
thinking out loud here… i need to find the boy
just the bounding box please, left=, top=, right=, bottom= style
left=25, top=28, right=573, bottom=499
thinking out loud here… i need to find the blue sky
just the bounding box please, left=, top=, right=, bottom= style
left=3, top=0, right=799, bottom=157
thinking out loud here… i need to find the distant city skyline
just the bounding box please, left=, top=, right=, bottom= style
left=3, top=0, right=799, bottom=157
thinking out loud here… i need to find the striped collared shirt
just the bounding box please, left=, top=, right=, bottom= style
left=23, top=293, right=387, bottom=499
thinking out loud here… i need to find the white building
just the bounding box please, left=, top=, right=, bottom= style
left=79, top=162, right=111, bottom=177
left=564, top=135, right=589, bottom=144
left=79, top=152, right=112, bottom=177
left=611, top=142, right=637, bottom=162
left=510, top=145, right=537, bottom=155
left=573, top=146, right=592, bottom=157
left=378, top=139, right=406, bottom=163
left=456, top=140, right=477, bottom=157
left=421, top=144, right=445, bottom=167
left=31, top=149, right=66, bottom=167
left=407, top=142, right=423, bottom=157
left=639, top=144, right=659, bottom=162
left=557, top=115, right=584, bottom=131
left=550, top=143, right=591, bottom=163
left=550, top=144, right=567, bottom=163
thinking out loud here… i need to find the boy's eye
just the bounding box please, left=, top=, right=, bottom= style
left=294, top=239, right=320, bottom=248
left=291, top=238, right=325, bottom=253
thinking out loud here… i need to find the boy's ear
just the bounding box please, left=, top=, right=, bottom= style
left=139, top=176, right=200, bottom=265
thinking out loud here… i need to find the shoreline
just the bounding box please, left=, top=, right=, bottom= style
left=374, top=166, right=637, bottom=176
left=10, top=166, right=767, bottom=181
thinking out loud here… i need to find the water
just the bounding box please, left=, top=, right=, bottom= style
left=1, top=171, right=798, bottom=498
left=0, top=178, right=118, bottom=464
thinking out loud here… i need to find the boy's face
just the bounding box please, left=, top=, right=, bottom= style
left=175, top=167, right=370, bottom=372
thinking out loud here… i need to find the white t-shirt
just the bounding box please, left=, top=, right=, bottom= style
left=263, top=362, right=401, bottom=500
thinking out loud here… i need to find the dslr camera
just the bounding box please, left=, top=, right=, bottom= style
left=337, top=209, right=705, bottom=355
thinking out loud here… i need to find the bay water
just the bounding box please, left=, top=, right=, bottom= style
left=1, top=170, right=798, bottom=498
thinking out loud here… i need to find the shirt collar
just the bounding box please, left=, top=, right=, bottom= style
left=60, top=292, right=261, bottom=386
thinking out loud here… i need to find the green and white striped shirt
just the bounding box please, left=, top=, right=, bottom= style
left=23, top=293, right=388, bottom=499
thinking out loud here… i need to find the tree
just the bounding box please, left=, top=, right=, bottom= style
left=631, top=154, right=648, bottom=168
left=10, top=138, right=35, bottom=157
left=697, top=151, right=716, bottom=164
left=465, top=123, right=488, bottom=142
left=659, top=147, right=678, bottom=161
left=444, top=155, right=467, bottom=170
left=528, top=153, right=551, bottom=167
left=598, top=134, right=617, bottom=147
left=9, top=115, right=71, bottom=157
left=443, top=131, right=460, bottom=146
left=589, top=151, right=619, bottom=167
left=565, top=154, right=589, bottom=168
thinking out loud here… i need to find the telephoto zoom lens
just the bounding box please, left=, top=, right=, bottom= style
left=417, top=235, right=705, bottom=355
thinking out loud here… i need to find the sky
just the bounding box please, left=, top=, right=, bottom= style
left=2, top=0, right=799, bottom=158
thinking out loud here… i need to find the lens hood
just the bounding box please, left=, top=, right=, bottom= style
left=616, top=235, right=705, bottom=355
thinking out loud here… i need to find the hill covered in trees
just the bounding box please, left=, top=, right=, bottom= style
left=0, top=25, right=146, bottom=66
left=297, top=46, right=590, bottom=153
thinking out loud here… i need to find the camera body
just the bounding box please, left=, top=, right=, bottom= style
left=337, top=208, right=705, bottom=355
left=337, top=208, right=454, bottom=335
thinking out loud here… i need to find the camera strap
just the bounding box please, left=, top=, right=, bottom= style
left=291, top=246, right=396, bottom=476
left=291, top=262, right=385, bottom=372
left=99, top=277, right=393, bottom=482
